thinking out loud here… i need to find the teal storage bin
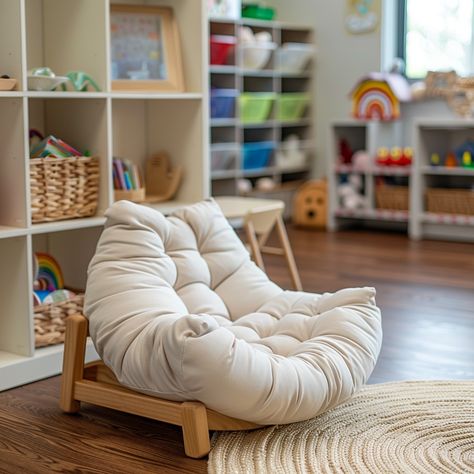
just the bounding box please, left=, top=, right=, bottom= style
left=242, top=141, right=275, bottom=169
left=240, top=93, right=276, bottom=124
left=277, top=93, right=310, bottom=121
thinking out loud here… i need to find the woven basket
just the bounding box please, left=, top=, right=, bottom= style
left=30, top=156, right=100, bottom=223
left=426, top=188, right=474, bottom=215
left=34, top=294, right=84, bottom=348
left=375, top=185, right=409, bottom=211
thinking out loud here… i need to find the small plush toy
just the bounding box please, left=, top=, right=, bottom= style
left=338, top=174, right=367, bottom=210
left=339, top=139, right=353, bottom=164
left=400, top=147, right=413, bottom=166
left=390, top=147, right=402, bottom=166
left=445, top=152, right=457, bottom=168
left=352, top=150, right=371, bottom=171
left=376, top=147, right=390, bottom=166
left=430, top=153, right=441, bottom=166
left=462, top=150, right=474, bottom=168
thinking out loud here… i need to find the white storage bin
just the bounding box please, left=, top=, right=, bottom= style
left=242, top=43, right=276, bottom=70
left=211, top=144, right=239, bottom=171
left=276, top=43, right=315, bottom=73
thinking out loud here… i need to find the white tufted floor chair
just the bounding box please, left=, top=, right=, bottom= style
left=61, top=199, right=382, bottom=458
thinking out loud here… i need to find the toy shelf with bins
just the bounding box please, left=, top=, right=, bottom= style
left=410, top=119, right=474, bottom=242
left=209, top=17, right=315, bottom=201
left=329, top=119, right=474, bottom=242
left=0, top=0, right=209, bottom=391
left=328, top=120, right=411, bottom=231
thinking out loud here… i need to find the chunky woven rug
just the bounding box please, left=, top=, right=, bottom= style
left=208, top=381, right=474, bottom=474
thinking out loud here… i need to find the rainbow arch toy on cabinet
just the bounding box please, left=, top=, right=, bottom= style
left=350, top=73, right=411, bottom=121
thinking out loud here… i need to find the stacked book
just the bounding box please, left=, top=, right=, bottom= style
left=30, top=135, right=83, bottom=158
left=113, top=157, right=143, bottom=191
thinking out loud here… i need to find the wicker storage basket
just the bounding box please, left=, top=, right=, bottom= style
left=426, top=188, right=474, bottom=215
left=375, top=185, right=409, bottom=211
left=34, top=294, right=84, bottom=348
left=30, top=156, right=100, bottom=223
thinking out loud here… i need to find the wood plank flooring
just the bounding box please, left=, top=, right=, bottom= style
left=1, top=228, right=473, bottom=473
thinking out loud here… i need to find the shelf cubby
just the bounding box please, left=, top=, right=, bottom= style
left=0, top=0, right=24, bottom=90
left=0, top=236, right=32, bottom=357
left=0, top=98, right=28, bottom=229
left=32, top=226, right=103, bottom=291
left=112, top=98, right=208, bottom=203
left=28, top=97, right=110, bottom=218
left=25, top=0, right=108, bottom=91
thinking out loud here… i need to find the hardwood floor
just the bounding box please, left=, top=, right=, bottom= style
left=1, top=228, right=473, bottom=473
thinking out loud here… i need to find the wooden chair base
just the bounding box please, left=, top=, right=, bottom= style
left=60, top=314, right=261, bottom=458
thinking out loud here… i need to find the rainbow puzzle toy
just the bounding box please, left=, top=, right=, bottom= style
left=350, top=72, right=411, bottom=121
left=34, top=252, right=64, bottom=291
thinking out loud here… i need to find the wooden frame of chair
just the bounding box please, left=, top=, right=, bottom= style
left=59, top=314, right=261, bottom=458
left=244, top=208, right=303, bottom=291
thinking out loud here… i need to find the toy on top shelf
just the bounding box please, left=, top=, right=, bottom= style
left=445, top=152, right=457, bottom=168
left=293, top=180, right=327, bottom=229
left=0, top=74, right=17, bottom=91
left=337, top=174, right=367, bottom=210
left=27, top=68, right=69, bottom=91
left=60, top=71, right=101, bottom=92
left=375, top=147, right=413, bottom=167
left=350, top=72, right=411, bottom=121
left=455, top=141, right=474, bottom=168
left=430, top=153, right=442, bottom=167
left=430, top=141, right=474, bottom=168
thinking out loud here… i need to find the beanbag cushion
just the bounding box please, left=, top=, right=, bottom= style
left=84, top=199, right=382, bottom=425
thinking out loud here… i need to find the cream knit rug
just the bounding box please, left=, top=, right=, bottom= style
left=208, top=381, right=474, bottom=474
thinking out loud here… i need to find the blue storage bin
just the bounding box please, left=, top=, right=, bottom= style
left=242, top=141, right=275, bottom=169
left=210, top=88, right=239, bottom=119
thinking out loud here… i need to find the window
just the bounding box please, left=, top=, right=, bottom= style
left=399, top=0, right=474, bottom=79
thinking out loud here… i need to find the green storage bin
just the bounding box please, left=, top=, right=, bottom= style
left=240, top=93, right=276, bottom=123
left=277, top=93, right=310, bottom=122
left=242, top=4, right=276, bottom=20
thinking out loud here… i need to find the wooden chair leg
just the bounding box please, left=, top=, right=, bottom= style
left=181, top=402, right=211, bottom=458
left=275, top=216, right=303, bottom=291
left=60, top=314, right=88, bottom=413
left=244, top=220, right=265, bottom=271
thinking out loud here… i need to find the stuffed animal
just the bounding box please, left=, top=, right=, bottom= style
left=338, top=174, right=367, bottom=210
left=352, top=150, right=371, bottom=171
left=339, top=139, right=353, bottom=164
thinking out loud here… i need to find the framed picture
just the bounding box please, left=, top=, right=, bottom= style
left=110, top=5, right=184, bottom=92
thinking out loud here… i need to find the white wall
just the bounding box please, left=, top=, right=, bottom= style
left=267, top=0, right=383, bottom=175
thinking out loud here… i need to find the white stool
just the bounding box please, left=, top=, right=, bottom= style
left=215, top=196, right=302, bottom=291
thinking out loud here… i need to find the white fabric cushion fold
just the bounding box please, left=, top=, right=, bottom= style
left=84, top=199, right=382, bottom=424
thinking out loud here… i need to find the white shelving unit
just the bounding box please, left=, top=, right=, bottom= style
left=0, top=0, right=209, bottom=391
left=209, top=17, right=315, bottom=215
left=411, top=119, right=474, bottom=241
left=328, top=118, right=474, bottom=242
